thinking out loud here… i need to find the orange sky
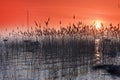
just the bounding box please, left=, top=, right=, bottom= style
left=0, top=0, right=120, bottom=31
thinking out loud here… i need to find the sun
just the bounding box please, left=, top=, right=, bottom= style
left=95, top=21, right=102, bottom=30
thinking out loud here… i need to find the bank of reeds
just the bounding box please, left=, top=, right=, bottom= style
left=0, top=20, right=120, bottom=80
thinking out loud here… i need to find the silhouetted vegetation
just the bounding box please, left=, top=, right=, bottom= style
left=0, top=19, right=120, bottom=80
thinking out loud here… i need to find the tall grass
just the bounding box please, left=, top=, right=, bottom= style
left=0, top=20, right=120, bottom=80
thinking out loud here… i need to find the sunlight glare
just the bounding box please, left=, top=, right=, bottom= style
left=95, top=21, right=102, bottom=30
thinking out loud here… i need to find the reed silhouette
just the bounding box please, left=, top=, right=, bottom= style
left=0, top=19, right=120, bottom=80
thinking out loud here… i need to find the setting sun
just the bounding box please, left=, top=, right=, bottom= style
left=95, top=21, right=102, bottom=30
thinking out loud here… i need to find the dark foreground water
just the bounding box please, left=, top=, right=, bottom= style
left=0, top=38, right=120, bottom=80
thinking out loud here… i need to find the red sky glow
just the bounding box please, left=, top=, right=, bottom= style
left=0, top=0, right=120, bottom=31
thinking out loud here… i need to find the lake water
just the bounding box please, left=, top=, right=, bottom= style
left=0, top=39, right=120, bottom=80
